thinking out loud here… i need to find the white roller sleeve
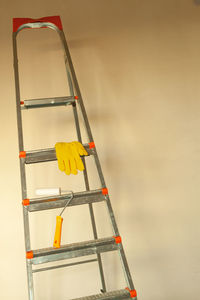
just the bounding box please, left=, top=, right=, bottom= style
left=35, top=188, right=61, bottom=196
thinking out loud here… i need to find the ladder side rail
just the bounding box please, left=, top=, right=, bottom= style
left=59, top=30, right=106, bottom=188
left=118, top=243, right=136, bottom=291
left=88, top=202, right=107, bottom=293
left=58, top=29, right=135, bottom=291
left=13, top=31, right=34, bottom=300
left=71, top=95, right=107, bottom=292
left=59, top=31, right=94, bottom=142
left=65, top=52, right=107, bottom=292
left=13, top=30, right=31, bottom=254
left=106, top=196, right=135, bottom=291
left=65, top=55, right=75, bottom=97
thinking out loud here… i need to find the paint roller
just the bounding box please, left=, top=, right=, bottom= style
left=35, top=188, right=73, bottom=248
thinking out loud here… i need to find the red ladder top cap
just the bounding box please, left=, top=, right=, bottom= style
left=13, top=16, right=63, bottom=32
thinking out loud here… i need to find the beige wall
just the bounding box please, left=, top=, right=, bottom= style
left=0, top=0, right=200, bottom=299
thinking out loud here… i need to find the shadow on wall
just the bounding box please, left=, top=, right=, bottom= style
left=194, top=0, right=200, bottom=5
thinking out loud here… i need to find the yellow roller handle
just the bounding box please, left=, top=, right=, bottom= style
left=53, top=216, right=63, bottom=248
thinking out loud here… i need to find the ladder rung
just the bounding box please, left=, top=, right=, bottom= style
left=24, top=143, right=92, bottom=164
left=71, top=289, right=133, bottom=300
left=26, top=189, right=106, bottom=212
left=32, top=258, right=97, bottom=273
left=21, top=96, right=75, bottom=109
left=30, top=237, right=119, bottom=265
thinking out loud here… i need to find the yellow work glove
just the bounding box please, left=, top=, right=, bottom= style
left=55, top=141, right=88, bottom=175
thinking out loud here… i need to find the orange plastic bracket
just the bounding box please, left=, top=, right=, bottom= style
left=26, top=251, right=33, bottom=259
left=19, top=151, right=26, bottom=158
left=125, top=287, right=137, bottom=298
left=113, top=236, right=122, bottom=244
left=89, top=142, right=95, bottom=149
left=102, top=188, right=108, bottom=195
left=22, top=199, right=30, bottom=206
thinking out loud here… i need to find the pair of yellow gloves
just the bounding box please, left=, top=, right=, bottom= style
left=55, top=141, right=88, bottom=175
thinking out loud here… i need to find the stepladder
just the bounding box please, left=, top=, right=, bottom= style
left=13, top=16, right=137, bottom=300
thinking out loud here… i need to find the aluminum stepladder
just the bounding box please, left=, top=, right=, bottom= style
left=13, top=16, right=137, bottom=300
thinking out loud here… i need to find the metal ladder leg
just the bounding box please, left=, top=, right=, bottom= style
left=65, top=57, right=107, bottom=292
left=60, top=29, right=136, bottom=292
left=72, top=103, right=107, bottom=293
left=13, top=33, right=34, bottom=300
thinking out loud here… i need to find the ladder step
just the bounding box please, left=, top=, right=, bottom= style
left=29, top=237, right=119, bottom=265
left=71, top=289, right=133, bottom=300
left=25, top=189, right=106, bottom=212
left=21, top=96, right=75, bottom=109
left=23, top=143, right=93, bottom=164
